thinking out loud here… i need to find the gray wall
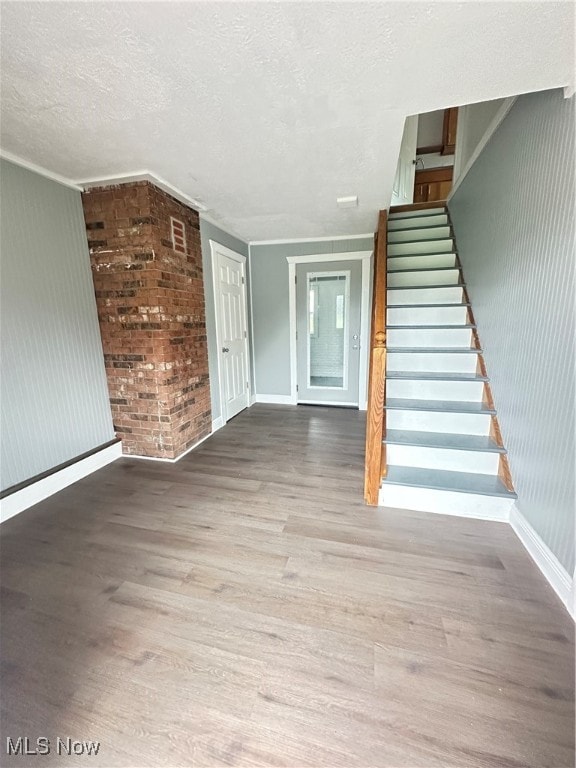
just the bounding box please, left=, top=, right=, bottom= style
left=199, top=217, right=250, bottom=422
left=449, top=89, right=575, bottom=574
left=250, top=237, right=373, bottom=395
left=0, top=160, right=115, bottom=491
left=454, top=98, right=506, bottom=182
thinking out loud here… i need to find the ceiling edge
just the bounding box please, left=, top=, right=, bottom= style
left=0, top=149, right=82, bottom=191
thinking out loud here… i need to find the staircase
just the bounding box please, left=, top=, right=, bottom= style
left=378, top=204, right=516, bottom=520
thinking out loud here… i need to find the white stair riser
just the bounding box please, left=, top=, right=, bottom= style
left=387, top=409, right=491, bottom=435
left=387, top=306, right=468, bottom=325
left=387, top=328, right=472, bottom=348
left=388, top=214, right=448, bottom=231
left=378, top=484, right=514, bottom=521
left=387, top=269, right=460, bottom=288
left=386, top=444, right=500, bottom=475
left=389, top=207, right=445, bottom=220
left=388, top=253, right=457, bottom=271
left=387, top=352, right=478, bottom=373
left=388, top=226, right=451, bottom=243
left=387, top=379, right=484, bottom=401
left=388, top=239, right=454, bottom=256
left=388, top=286, right=463, bottom=305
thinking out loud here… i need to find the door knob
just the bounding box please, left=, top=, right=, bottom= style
left=222, top=347, right=229, bottom=353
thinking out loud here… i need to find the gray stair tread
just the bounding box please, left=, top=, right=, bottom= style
left=384, top=430, right=504, bottom=453
left=389, top=238, right=454, bottom=246
left=388, top=224, right=451, bottom=234
left=388, top=252, right=457, bottom=261
left=385, top=398, right=495, bottom=414
left=388, top=265, right=460, bottom=274
left=389, top=208, right=446, bottom=219
left=387, top=302, right=470, bottom=308
left=386, top=324, right=475, bottom=330
left=388, top=284, right=465, bottom=291
left=386, top=370, right=487, bottom=381
left=388, top=214, right=448, bottom=227
left=387, top=347, right=481, bottom=353
left=382, top=466, right=516, bottom=498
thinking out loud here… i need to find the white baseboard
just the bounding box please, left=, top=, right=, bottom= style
left=509, top=504, right=574, bottom=619
left=254, top=394, right=295, bottom=405
left=0, top=441, right=122, bottom=524
left=211, top=416, right=225, bottom=432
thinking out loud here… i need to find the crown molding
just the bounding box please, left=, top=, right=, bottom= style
left=78, top=170, right=208, bottom=212
left=250, top=232, right=374, bottom=246
left=0, top=149, right=83, bottom=191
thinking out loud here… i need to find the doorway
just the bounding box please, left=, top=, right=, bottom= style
left=210, top=241, right=250, bottom=422
left=287, top=252, right=372, bottom=409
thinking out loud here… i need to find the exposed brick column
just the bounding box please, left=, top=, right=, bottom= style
left=82, top=181, right=211, bottom=459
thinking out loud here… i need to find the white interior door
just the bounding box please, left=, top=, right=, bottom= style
left=391, top=115, right=419, bottom=206
left=213, top=244, right=249, bottom=421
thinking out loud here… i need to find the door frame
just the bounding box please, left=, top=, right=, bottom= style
left=287, top=251, right=372, bottom=409
left=210, top=240, right=251, bottom=424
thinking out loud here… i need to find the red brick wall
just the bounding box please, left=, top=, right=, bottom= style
left=82, top=181, right=211, bottom=459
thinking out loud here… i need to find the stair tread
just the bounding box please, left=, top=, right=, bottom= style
left=387, top=324, right=475, bottom=330
left=386, top=370, right=487, bottom=381
left=388, top=265, right=460, bottom=274
left=385, top=398, right=495, bottom=414
left=387, top=255, right=458, bottom=261
left=388, top=302, right=470, bottom=308
left=381, top=466, right=516, bottom=498
left=388, top=284, right=465, bottom=291
left=387, top=347, right=481, bottom=353
left=389, top=208, right=446, bottom=219
left=388, top=224, right=452, bottom=234
left=389, top=238, right=454, bottom=246
left=388, top=215, right=448, bottom=228
left=384, top=430, right=504, bottom=453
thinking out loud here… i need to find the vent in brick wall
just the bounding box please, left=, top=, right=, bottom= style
left=170, top=217, right=187, bottom=254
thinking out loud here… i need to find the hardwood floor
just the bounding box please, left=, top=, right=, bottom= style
left=1, top=404, right=574, bottom=767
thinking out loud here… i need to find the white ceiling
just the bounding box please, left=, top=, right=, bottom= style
left=1, top=2, right=574, bottom=241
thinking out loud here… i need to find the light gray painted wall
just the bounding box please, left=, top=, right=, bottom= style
left=0, top=160, right=115, bottom=491
left=416, top=109, right=444, bottom=147
left=454, top=98, right=506, bottom=181
left=250, top=237, right=373, bottom=395
left=199, top=217, right=250, bottom=422
left=449, top=89, right=575, bottom=574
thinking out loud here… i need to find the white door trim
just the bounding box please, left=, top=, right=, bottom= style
left=287, top=250, right=372, bottom=409
left=210, top=240, right=251, bottom=423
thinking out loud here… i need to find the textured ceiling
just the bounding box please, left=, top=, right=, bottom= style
left=1, top=2, right=574, bottom=241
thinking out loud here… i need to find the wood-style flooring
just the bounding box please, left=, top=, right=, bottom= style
left=1, top=404, right=574, bottom=767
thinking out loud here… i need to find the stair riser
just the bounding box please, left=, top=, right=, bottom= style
left=389, top=207, right=446, bottom=220
left=387, top=409, right=491, bottom=435
left=388, top=253, right=457, bottom=271
left=378, top=485, right=514, bottom=520
left=387, top=328, right=473, bottom=348
left=388, top=226, right=451, bottom=243
left=388, top=239, right=454, bottom=256
left=387, top=269, right=460, bottom=288
left=386, top=444, right=500, bottom=475
left=388, top=286, right=463, bottom=305
left=388, top=214, right=448, bottom=231
left=387, top=306, right=468, bottom=325
left=387, top=352, right=478, bottom=374
left=387, top=379, right=484, bottom=401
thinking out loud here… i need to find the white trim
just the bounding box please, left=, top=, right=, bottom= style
left=209, top=240, right=251, bottom=424
left=0, top=442, right=122, bottom=524
left=564, top=84, right=575, bottom=99
left=211, top=416, right=225, bottom=432
left=0, top=149, right=83, bottom=191
left=287, top=251, right=372, bottom=406
left=248, top=242, right=258, bottom=397
left=200, top=213, right=249, bottom=245
left=252, top=233, right=373, bottom=246
left=297, top=400, right=358, bottom=407
left=509, top=504, right=574, bottom=619
left=449, top=97, right=517, bottom=201
left=250, top=393, right=257, bottom=406
left=79, top=170, right=208, bottom=212
left=126, top=428, right=214, bottom=464
left=254, top=394, right=294, bottom=405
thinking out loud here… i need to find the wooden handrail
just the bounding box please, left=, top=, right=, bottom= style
left=364, top=210, right=388, bottom=505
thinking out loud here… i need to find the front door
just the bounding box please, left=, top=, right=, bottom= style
left=296, top=260, right=362, bottom=406
left=214, top=244, right=249, bottom=421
